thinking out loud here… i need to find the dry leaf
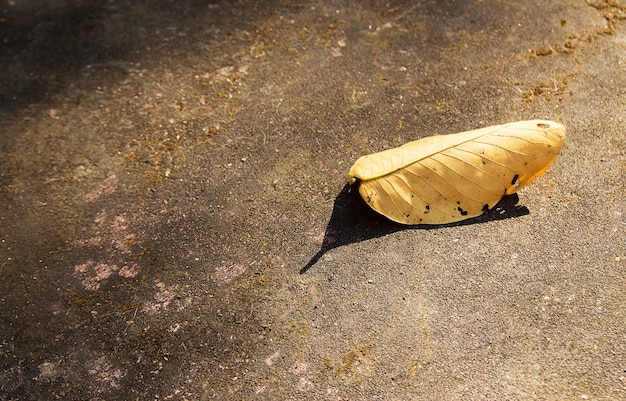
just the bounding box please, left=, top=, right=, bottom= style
left=348, top=120, right=566, bottom=225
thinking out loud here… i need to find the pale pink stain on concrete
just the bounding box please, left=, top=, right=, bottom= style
left=87, top=358, right=126, bottom=393
left=83, top=175, right=118, bottom=202
left=118, top=264, right=139, bottom=278
left=211, top=263, right=247, bottom=285
left=72, top=206, right=141, bottom=290
left=75, top=210, right=135, bottom=254
left=74, top=260, right=139, bottom=291
left=296, top=377, right=314, bottom=392
left=142, top=281, right=180, bottom=314
left=288, top=362, right=309, bottom=375
left=110, top=215, right=133, bottom=254
left=264, top=351, right=280, bottom=367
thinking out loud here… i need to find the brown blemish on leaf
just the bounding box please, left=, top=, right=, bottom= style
left=511, top=174, right=520, bottom=185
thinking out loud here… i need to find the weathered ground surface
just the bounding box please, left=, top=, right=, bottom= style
left=1, top=0, right=625, bottom=400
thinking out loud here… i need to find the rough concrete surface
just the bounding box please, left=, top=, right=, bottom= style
left=1, top=0, right=625, bottom=400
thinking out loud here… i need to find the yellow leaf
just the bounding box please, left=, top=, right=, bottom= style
left=348, top=120, right=565, bottom=225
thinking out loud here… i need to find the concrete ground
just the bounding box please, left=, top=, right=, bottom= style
left=1, top=0, right=625, bottom=400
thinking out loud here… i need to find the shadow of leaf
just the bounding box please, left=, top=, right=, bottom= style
left=300, top=183, right=529, bottom=273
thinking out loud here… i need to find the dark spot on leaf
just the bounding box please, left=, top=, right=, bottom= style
left=457, top=206, right=468, bottom=216
left=482, top=204, right=489, bottom=212
left=456, top=201, right=460, bottom=205
left=424, top=205, right=430, bottom=214
left=511, top=174, right=519, bottom=185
